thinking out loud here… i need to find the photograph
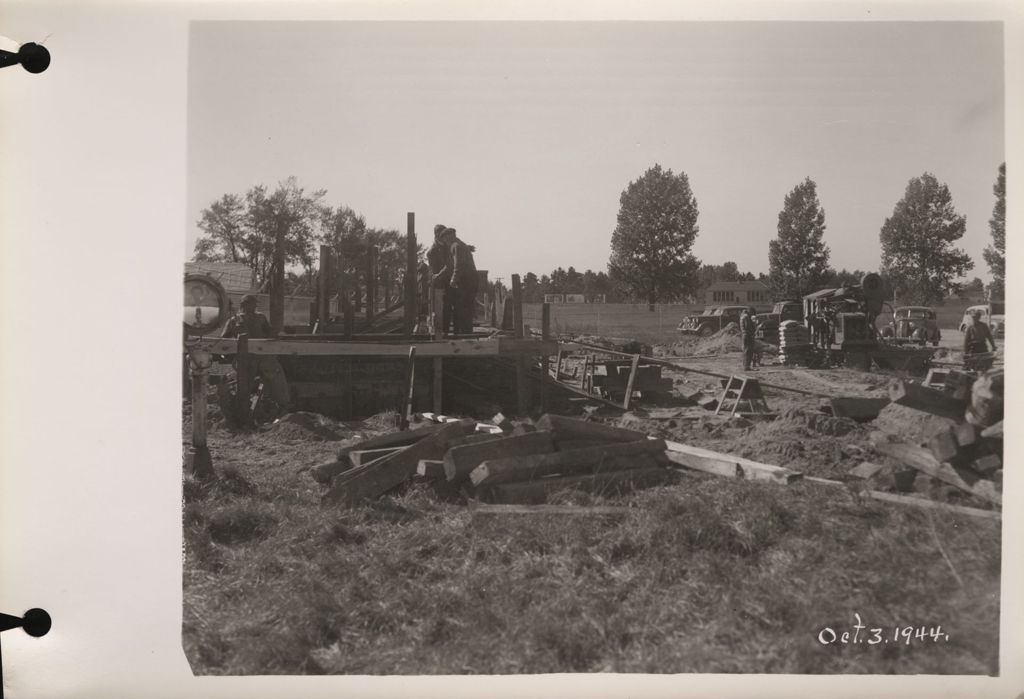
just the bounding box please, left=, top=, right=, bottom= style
left=180, top=20, right=1007, bottom=676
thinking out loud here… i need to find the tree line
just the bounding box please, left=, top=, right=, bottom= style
left=607, top=163, right=1005, bottom=306
left=192, top=164, right=1006, bottom=311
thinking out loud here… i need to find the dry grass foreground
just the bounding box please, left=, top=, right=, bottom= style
left=182, top=419, right=1000, bottom=675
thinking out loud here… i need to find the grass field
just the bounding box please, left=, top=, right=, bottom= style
left=183, top=405, right=1001, bottom=675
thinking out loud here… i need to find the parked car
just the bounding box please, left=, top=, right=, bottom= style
left=959, top=302, right=1005, bottom=338
left=754, top=300, right=804, bottom=345
left=677, top=305, right=747, bottom=336
left=880, top=306, right=941, bottom=346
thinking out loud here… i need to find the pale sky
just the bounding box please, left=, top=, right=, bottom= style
left=187, top=21, right=1004, bottom=285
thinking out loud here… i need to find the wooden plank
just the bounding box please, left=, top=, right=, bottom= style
left=349, top=446, right=408, bottom=467
left=448, top=433, right=504, bottom=447
left=432, top=287, right=444, bottom=413
left=828, top=396, right=890, bottom=421
left=554, top=439, right=617, bottom=451
left=444, top=431, right=555, bottom=482
left=323, top=421, right=465, bottom=506
left=468, top=503, right=631, bottom=516
left=338, top=420, right=475, bottom=458
left=621, top=353, right=641, bottom=410
left=471, top=438, right=667, bottom=486
left=804, top=476, right=1001, bottom=520
left=484, top=464, right=670, bottom=505
left=317, top=244, right=331, bottom=333
left=535, top=414, right=649, bottom=443
left=869, top=434, right=1001, bottom=505
left=662, top=439, right=803, bottom=484
left=888, top=379, right=967, bottom=421
left=399, top=346, right=416, bottom=430
left=416, top=459, right=446, bottom=479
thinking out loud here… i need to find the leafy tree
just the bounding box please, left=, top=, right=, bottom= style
left=823, top=268, right=867, bottom=289
left=768, top=177, right=831, bottom=298
left=608, top=164, right=701, bottom=307
left=194, top=194, right=247, bottom=264
left=983, top=162, right=1005, bottom=299
left=879, top=173, right=973, bottom=305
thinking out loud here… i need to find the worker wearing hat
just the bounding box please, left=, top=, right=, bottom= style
left=221, top=294, right=291, bottom=415
left=446, top=226, right=479, bottom=335
left=963, top=307, right=997, bottom=371
left=427, top=224, right=455, bottom=335
left=740, top=306, right=758, bottom=371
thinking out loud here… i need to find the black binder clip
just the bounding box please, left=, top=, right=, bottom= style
left=0, top=609, right=50, bottom=698
left=0, top=42, right=50, bottom=73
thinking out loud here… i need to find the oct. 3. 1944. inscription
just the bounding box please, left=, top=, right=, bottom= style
left=818, top=613, right=951, bottom=647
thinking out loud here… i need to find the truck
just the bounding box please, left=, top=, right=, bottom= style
left=677, top=305, right=748, bottom=336
left=754, top=300, right=804, bottom=345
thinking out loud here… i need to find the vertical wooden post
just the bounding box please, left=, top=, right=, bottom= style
left=622, top=353, right=641, bottom=410
left=400, top=346, right=417, bottom=430
left=404, top=212, right=417, bottom=338
left=489, top=292, right=497, bottom=328
left=341, top=277, right=354, bottom=338
left=366, top=245, right=377, bottom=326
left=317, top=244, right=331, bottom=334
left=540, top=302, right=551, bottom=411
left=235, top=333, right=251, bottom=424
left=270, top=229, right=285, bottom=333
left=188, top=358, right=213, bottom=479
left=512, top=274, right=530, bottom=414
left=432, top=288, right=444, bottom=413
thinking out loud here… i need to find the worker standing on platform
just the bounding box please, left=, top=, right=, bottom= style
left=963, top=308, right=997, bottom=371
left=447, top=226, right=479, bottom=335
left=427, top=223, right=454, bottom=336
left=221, top=294, right=291, bottom=413
left=740, top=306, right=757, bottom=372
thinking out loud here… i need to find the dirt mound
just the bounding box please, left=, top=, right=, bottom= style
left=263, top=412, right=353, bottom=442
left=693, top=322, right=742, bottom=355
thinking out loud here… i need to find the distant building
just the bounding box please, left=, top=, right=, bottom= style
left=565, top=294, right=585, bottom=303
left=544, top=294, right=565, bottom=303
left=705, top=280, right=771, bottom=305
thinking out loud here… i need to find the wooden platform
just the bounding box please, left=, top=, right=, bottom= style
left=190, top=336, right=557, bottom=358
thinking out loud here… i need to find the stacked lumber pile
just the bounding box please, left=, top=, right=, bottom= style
left=878, top=369, right=1004, bottom=504
left=318, top=414, right=679, bottom=507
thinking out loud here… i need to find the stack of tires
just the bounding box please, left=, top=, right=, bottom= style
left=778, top=320, right=811, bottom=365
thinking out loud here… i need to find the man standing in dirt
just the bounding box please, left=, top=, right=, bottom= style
left=740, top=306, right=757, bottom=372
left=427, top=223, right=454, bottom=336
left=963, top=308, right=997, bottom=371
left=447, top=226, right=479, bottom=335
left=221, top=294, right=291, bottom=414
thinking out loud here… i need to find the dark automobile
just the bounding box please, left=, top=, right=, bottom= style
left=881, top=306, right=941, bottom=346
left=677, top=305, right=747, bottom=336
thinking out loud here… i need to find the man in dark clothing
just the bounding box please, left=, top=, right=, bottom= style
left=221, top=294, right=290, bottom=410
left=427, top=223, right=454, bottom=336
left=740, top=307, right=757, bottom=371
left=963, top=309, right=998, bottom=371
left=447, top=227, right=479, bottom=335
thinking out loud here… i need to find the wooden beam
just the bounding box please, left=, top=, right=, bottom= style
left=191, top=336, right=558, bottom=358
left=444, top=431, right=555, bottom=483
left=404, top=212, right=417, bottom=338
left=432, top=288, right=444, bottom=413
left=869, top=433, right=1001, bottom=505
left=366, top=245, right=377, bottom=325
left=484, top=464, right=671, bottom=505
left=535, top=414, right=649, bottom=443
left=234, top=333, right=251, bottom=425
left=471, top=438, right=667, bottom=487
left=349, top=446, right=408, bottom=467
left=338, top=419, right=475, bottom=459
left=317, top=244, right=331, bottom=333
left=621, top=353, right=641, bottom=410
left=803, top=476, right=1001, bottom=521
left=662, top=439, right=803, bottom=484
left=400, top=346, right=416, bottom=430
left=323, top=421, right=466, bottom=506
left=888, top=379, right=967, bottom=421
left=416, top=459, right=446, bottom=479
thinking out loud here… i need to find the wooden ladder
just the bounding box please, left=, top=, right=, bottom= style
left=715, top=375, right=771, bottom=416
